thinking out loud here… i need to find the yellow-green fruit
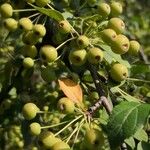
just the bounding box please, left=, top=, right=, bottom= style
left=40, top=45, right=58, bottom=62
left=128, top=40, right=140, bottom=55
left=4, top=18, right=18, bottom=31
left=58, top=20, right=71, bottom=34
left=87, top=47, right=103, bottom=64
left=35, top=0, right=50, bottom=7
left=84, top=128, right=105, bottom=150
left=0, top=3, right=13, bottom=18
left=51, top=141, right=70, bottom=150
left=57, top=97, right=75, bottom=114
left=69, top=49, right=87, bottom=66
left=33, top=24, right=46, bottom=37
left=111, top=34, right=129, bottom=54
left=110, top=2, right=123, bottom=17
left=97, top=2, right=111, bottom=18
left=77, top=35, right=90, bottom=49
left=18, top=17, right=33, bottom=31
left=22, top=103, right=39, bottom=120
left=23, top=45, right=37, bottom=58
left=110, top=63, right=128, bottom=82
left=39, top=131, right=61, bottom=148
left=101, top=28, right=117, bottom=44
left=23, top=57, right=34, bottom=68
left=108, top=18, right=125, bottom=34
left=29, top=122, right=41, bottom=136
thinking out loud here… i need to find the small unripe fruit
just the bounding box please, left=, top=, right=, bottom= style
left=87, top=47, right=103, bottom=64
left=23, top=45, right=37, bottom=58
left=58, top=20, right=71, bottom=34
left=108, top=18, right=125, bottom=34
left=51, top=141, right=70, bottom=150
left=57, top=97, right=75, bottom=114
left=97, top=2, right=111, bottom=18
left=23, top=57, right=34, bottom=68
left=0, top=3, right=13, bottom=18
left=110, top=63, right=129, bottom=82
left=111, top=34, right=130, bottom=54
left=101, top=28, right=117, bottom=44
left=4, top=18, right=18, bottom=31
left=40, top=45, right=58, bottom=62
left=35, top=0, right=50, bottom=7
left=18, top=17, right=33, bottom=31
left=128, top=40, right=140, bottom=55
left=110, top=2, right=123, bottom=17
left=77, top=35, right=90, bottom=49
left=69, top=49, right=87, bottom=66
left=29, top=122, right=41, bottom=136
left=33, top=24, right=46, bottom=37
left=22, top=103, right=39, bottom=120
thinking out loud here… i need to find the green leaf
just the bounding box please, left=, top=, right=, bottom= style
left=125, top=137, right=135, bottom=149
left=106, top=102, right=150, bottom=148
left=134, top=128, right=148, bottom=142
left=137, top=142, right=150, bottom=150
left=100, top=44, right=131, bottom=68
left=30, top=4, right=64, bottom=21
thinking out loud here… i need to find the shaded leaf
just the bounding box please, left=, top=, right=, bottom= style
left=137, top=142, right=150, bottom=150
left=106, top=102, right=150, bottom=148
left=58, top=78, right=83, bottom=104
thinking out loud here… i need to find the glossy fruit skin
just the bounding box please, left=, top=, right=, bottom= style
left=77, top=35, right=90, bottom=49
left=33, top=24, right=46, bottom=37
left=108, top=18, right=125, bottom=34
left=58, top=20, right=71, bottom=34
left=97, top=2, right=111, bottom=18
left=128, top=40, right=140, bottom=55
left=110, top=63, right=129, bottom=82
left=22, top=45, right=37, bottom=58
left=84, top=128, right=105, bottom=150
left=87, top=47, right=103, bottom=64
left=111, top=34, right=130, bottom=54
left=23, top=57, right=34, bottom=68
left=0, top=3, right=13, bottom=18
left=4, top=18, right=18, bottom=31
left=18, top=17, right=33, bottom=31
left=57, top=97, right=75, bottom=114
left=35, top=0, right=50, bottom=7
left=51, top=141, right=70, bottom=150
left=69, top=49, right=87, bottom=66
left=110, top=2, right=123, bottom=17
left=39, top=131, right=61, bottom=148
left=101, top=28, right=117, bottom=44
left=22, top=103, right=39, bottom=120
left=29, top=122, right=41, bottom=136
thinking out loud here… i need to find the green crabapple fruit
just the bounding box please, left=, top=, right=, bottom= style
left=76, top=35, right=90, bottom=49
left=58, top=20, right=72, bottom=34
left=57, top=97, right=75, bottom=114
left=101, top=28, right=117, bottom=44
left=33, top=24, right=46, bottom=37
left=110, top=2, right=123, bottom=17
left=0, top=3, right=13, bottom=18
left=97, top=2, right=111, bottom=18
left=87, top=47, right=103, bottom=64
left=111, top=34, right=130, bottom=54
left=23, top=57, right=34, bottom=68
left=4, top=18, right=18, bottom=31
left=29, top=122, right=41, bottom=136
left=51, top=141, right=70, bottom=150
left=108, top=17, right=125, bottom=34
left=35, top=0, right=50, bottom=7
left=110, top=63, right=129, bottom=82
left=128, top=40, right=140, bottom=55
left=22, top=103, right=39, bottom=120
left=40, top=45, right=58, bottom=62
left=69, top=49, right=87, bottom=66
left=22, top=45, right=37, bottom=58
left=18, top=17, right=33, bottom=31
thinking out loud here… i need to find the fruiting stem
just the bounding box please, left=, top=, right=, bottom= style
left=47, top=4, right=54, bottom=10
left=37, top=111, right=51, bottom=114
left=13, top=9, right=36, bottom=12
left=28, top=13, right=40, bottom=19
left=54, top=115, right=83, bottom=136
left=127, top=78, right=150, bottom=83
